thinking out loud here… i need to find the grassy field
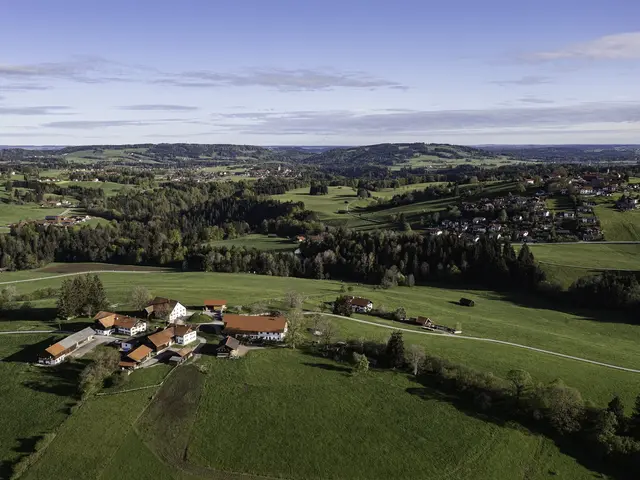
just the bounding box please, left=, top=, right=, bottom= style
left=0, top=334, right=80, bottom=479
left=2, top=267, right=640, bottom=406
left=53, top=180, right=132, bottom=197
left=209, top=234, right=298, bottom=251
left=0, top=201, right=65, bottom=228
left=522, top=243, right=640, bottom=288
left=595, top=204, right=640, bottom=241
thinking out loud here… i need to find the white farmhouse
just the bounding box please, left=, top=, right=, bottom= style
left=144, top=297, right=187, bottom=323
left=223, top=314, right=288, bottom=342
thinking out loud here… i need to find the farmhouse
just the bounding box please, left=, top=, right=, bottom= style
left=204, top=299, right=227, bottom=312
left=93, top=311, right=147, bottom=336
left=169, top=346, right=195, bottom=364
left=144, top=297, right=187, bottom=322
left=223, top=314, right=288, bottom=341
left=415, top=316, right=434, bottom=327
left=347, top=296, right=373, bottom=313
left=38, top=327, right=96, bottom=365
left=174, top=325, right=198, bottom=345
left=146, top=325, right=198, bottom=352
left=216, top=336, right=241, bottom=358
left=147, top=328, right=175, bottom=352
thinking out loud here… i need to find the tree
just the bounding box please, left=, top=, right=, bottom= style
left=130, top=286, right=151, bottom=311
left=607, top=395, right=626, bottom=431
left=630, top=395, right=640, bottom=439
left=498, top=209, right=508, bottom=222
left=84, top=275, right=108, bottom=317
left=352, top=352, right=369, bottom=375
left=79, top=345, right=121, bottom=397
left=284, top=290, right=305, bottom=309
left=507, top=369, right=532, bottom=405
left=285, top=309, right=306, bottom=349
left=333, top=296, right=352, bottom=317
left=385, top=331, right=405, bottom=369
left=406, top=344, right=425, bottom=376
left=57, top=278, right=82, bottom=319
left=532, top=380, right=584, bottom=434
left=319, top=319, right=336, bottom=349
left=0, top=286, right=17, bottom=310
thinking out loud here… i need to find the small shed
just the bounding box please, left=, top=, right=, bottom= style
left=217, top=336, right=240, bottom=358
left=459, top=298, right=475, bottom=307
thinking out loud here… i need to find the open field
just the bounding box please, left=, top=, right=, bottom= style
left=209, top=234, right=298, bottom=251
left=521, top=243, right=640, bottom=287
left=389, top=153, right=524, bottom=171
left=0, top=334, right=78, bottom=478
left=2, top=268, right=640, bottom=405
left=0, top=202, right=65, bottom=229
left=53, top=180, right=132, bottom=197
left=595, top=204, right=640, bottom=241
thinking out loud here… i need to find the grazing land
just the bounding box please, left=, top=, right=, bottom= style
left=594, top=204, right=640, bottom=241
left=209, top=234, right=298, bottom=251
left=2, top=269, right=640, bottom=405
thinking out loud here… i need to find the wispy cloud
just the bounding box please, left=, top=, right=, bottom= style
left=41, top=118, right=199, bottom=129
left=0, top=57, right=134, bottom=84
left=0, top=105, right=72, bottom=115
left=517, top=97, right=555, bottom=104
left=156, top=68, right=407, bottom=91
left=213, top=102, right=640, bottom=136
left=528, top=32, right=640, bottom=60
left=0, top=83, right=51, bottom=92
left=491, top=75, right=552, bottom=86
left=117, top=104, right=199, bottom=111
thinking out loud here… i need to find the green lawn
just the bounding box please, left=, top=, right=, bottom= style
left=595, top=204, right=640, bottom=241
left=3, top=268, right=640, bottom=406
left=0, top=334, right=80, bottom=479
left=0, top=202, right=66, bottom=228
left=183, top=349, right=595, bottom=480
left=210, top=234, right=298, bottom=251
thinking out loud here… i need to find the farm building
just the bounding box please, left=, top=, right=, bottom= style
left=93, top=311, right=147, bottom=336
left=38, top=327, right=96, bottom=365
left=147, top=328, right=176, bottom=352
left=415, top=316, right=434, bottom=327
left=459, top=298, right=475, bottom=307
left=146, top=325, right=198, bottom=352
left=216, top=336, right=240, bottom=358
left=169, top=346, right=195, bottom=364
left=144, top=297, right=187, bottom=322
left=346, top=297, right=373, bottom=313
left=223, top=314, right=288, bottom=341
left=174, top=325, right=198, bottom=345
left=204, top=299, right=227, bottom=312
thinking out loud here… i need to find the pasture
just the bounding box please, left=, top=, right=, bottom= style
left=595, top=204, right=640, bottom=241
left=3, top=268, right=640, bottom=405
left=0, top=202, right=65, bottom=229
left=209, top=234, right=297, bottom=251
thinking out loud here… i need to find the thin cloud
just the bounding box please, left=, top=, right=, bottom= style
left=117, top=104, right=199, bottom=111
left=41, top=118, right=195, bottom=129
left=0, top=83, right=51, bottom=92
left=528, top=32, right=640, bottom=60
left=0, top=105, right=72, bottom=115
left=518, top=97, right=555, bottom=104
left=491, top=75, right=552, bottom=86
left=221, top=102, right=640, bottom=136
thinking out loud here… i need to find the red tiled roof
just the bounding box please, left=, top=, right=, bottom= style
left=204, top=299, right=227, bottom=306
left=349, top=297, right=372, bottom=307
left=127, top=345, right=152, bottom=362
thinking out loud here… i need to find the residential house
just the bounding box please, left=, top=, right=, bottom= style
left=174, top=325, right=198, bottom=345
left=38, top=327, right=96, bottom=365
left=415, top=316, right=434, bottom=327
left=93, top=311, right=146, bottom=336
left=346, top=297, right=374, bottom=313
left=147, top=328, right=176, bottom=352
left=223, top=314, right=288, bottom=341
left=579, top=186, right=594, bottom=195
left=93, top=311, right=117, bottom=335
left=204, top=299, right=227, bottom=313
left=119, top=345, right=153, bottom=370
left=144, top=297, right=187, bottom=322
left=169, top=346, right=195, bottom=364
left=216, top=336, right=241, bottom=358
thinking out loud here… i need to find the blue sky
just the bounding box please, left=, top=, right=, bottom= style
left=1, top=0, right=639, bottom=145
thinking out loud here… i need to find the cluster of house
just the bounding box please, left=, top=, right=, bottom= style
left=615, top=196, right=639, bottom=211
left=39, top=199, right=74, bottom=208
left=9, top=214, right=92, bottom=229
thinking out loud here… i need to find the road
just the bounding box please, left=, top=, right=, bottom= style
left=0, top=270, right=160, bottom=285
left=305, top=312, right=640, bottom=374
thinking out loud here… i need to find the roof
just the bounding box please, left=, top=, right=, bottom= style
left=114, top=316, right=143, bottom=329
left=119, top=360, right=137, bottom=368
left=223, top=315, right=287, bottom=334
left=349, top=297, right=372, bottom=307
left=147, top=328, right=175, bottom=348
left=58, top=327, right=96, bottom=350
left=44, top=343, right=66, bottom=358
left=220, top=336, right=240, bottom=350
left=127, top=345, right=153, bottom=362
left=94, top=311, right=116, bottom=321
left=176, top=346, right=195, bottom=357
left=94, top=311, right=117, bottom=329
left=147, top=296, right=178, bottom=307
left=204, top=299, right=227, bottom=306
left=174, top=325, right=194, bottom=337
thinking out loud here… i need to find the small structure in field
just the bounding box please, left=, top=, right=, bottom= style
left=204, top=299, right=227, bottom=313
left=216, top=336, right=240, bottom=358
left=414, top=316, right=434, bottom=327
left=459, top=298, right=475, bottom=307
left=346, top=296, right=374, bottom=313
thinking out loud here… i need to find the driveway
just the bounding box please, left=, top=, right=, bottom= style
left=71, top=335, right=116, bottom=359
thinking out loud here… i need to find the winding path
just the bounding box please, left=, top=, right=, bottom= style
left=305, top=312, right=640, bottom=374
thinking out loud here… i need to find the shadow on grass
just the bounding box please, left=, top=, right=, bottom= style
left=23, top=358, right=88, bottom=400
left=406, top=375, right=630, bottom=480
left=2, top=336, right=60, bottom=363
left=0, top=307, right=58, bottom=323
left=302, top=362, right=352, bottom=374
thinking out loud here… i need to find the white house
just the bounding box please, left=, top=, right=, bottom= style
left=174, top=325, right=198, bottom=345
left=347, top=297, right=374, bottom=313
left=144, top=297, right=187, bottom=322
left=38, top=327, right=96, bottom=365
left=93, top=311, right=146, bottom=336
left=223, top=314, right=288, bottom=342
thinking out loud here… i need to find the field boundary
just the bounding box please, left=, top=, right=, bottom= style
left=96, top=366, right=177, bottom=396
left=0, top=270, right=165, bottom=285
left=308, top=312, right=640, bottom=374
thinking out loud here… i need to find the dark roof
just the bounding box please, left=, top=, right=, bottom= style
left=174, top=325, right=194, bottom=337
left=349, top=297, right=372, bottom=307
left=223, top=315, right=287, bottom=334
left=220, top=336, right=240, bottom=350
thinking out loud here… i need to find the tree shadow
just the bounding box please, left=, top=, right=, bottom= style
left=406, top=375, right=631, bottom=480
left=2, top=336, right=60, bottom=363
left=302, top=362, right=352, bottom=373
left=0, top=307, right=58, bottom=323
left=22, top=358, right=88, bottom=399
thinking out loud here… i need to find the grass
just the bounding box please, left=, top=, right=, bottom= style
left=182, top=349, right=596, bottom=480
left=53, top=180, right=132, bottom=197
left=209, top=234, right=298, bottom=251
left=0, top=202, right=66, bottom=228
left=522, top=243, right=640, bottom=288
left=594, top=203, right=640, bottom=241
left=3, top=268, right=640, bottom=406
left=0, top=334, right=81, bottom=478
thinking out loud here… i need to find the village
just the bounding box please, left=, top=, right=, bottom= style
left=36, top=294, right=467, bottom=370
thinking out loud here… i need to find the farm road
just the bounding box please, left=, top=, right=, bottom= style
left=306, top=312, right=640, bottom=374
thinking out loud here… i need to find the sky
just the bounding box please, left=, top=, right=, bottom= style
left=1, top=0, right=640, bottom=146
